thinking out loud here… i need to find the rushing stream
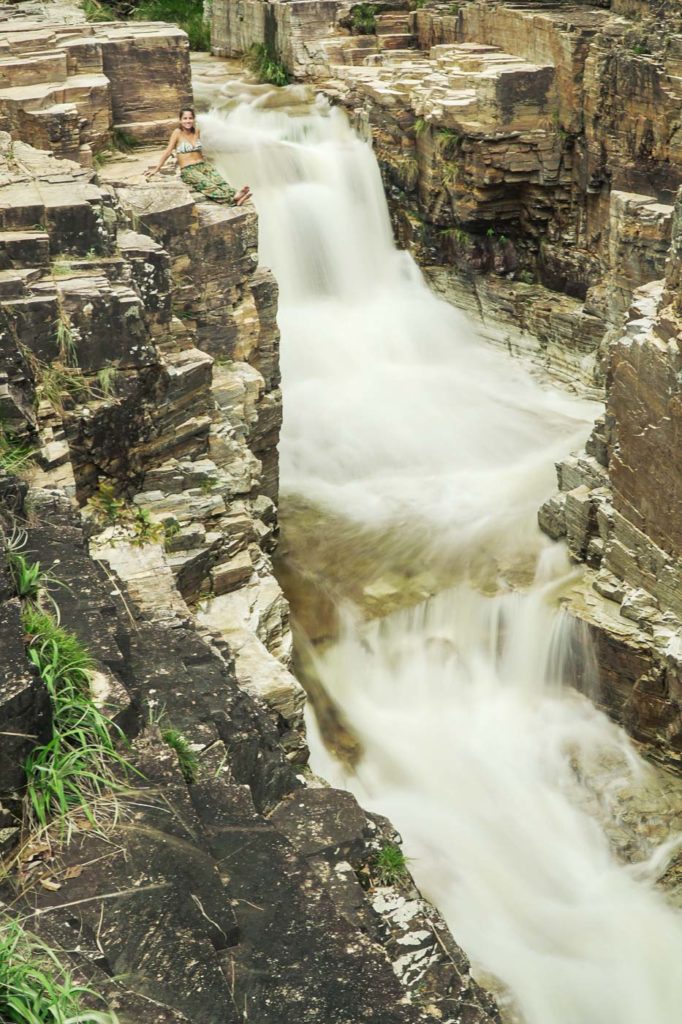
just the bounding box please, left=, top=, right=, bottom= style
left=198, top=76, right=682, bottom=1024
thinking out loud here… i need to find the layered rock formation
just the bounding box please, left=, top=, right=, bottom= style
left=0, top=6, right=499, bottom=1021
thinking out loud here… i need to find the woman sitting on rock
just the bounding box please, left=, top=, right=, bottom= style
left=145, top=107, right=251, bottom=206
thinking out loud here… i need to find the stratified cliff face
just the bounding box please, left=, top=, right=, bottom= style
left=211, top=0, right=682, bottom=765
left=0, top=7, right=500, bottom=1022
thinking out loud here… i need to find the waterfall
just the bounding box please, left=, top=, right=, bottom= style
left=199, top=83, right=682, bottom=1024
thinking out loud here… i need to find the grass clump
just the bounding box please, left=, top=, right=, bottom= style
left=0, top=915, right=118, bottom=1023
left=350, top=2, right=377, bottom=34
left=0, top=425, right=33, bottom=476
left=247, top=43, right=290, bottom=86
left=161, top=728, right=199, bottom=783
left=372, top=843, right=410, bottom=886
left=7, top=551, right=62, bottom=604
left=37, top=363, right=89, bottom=413
left=22, top=605, right=130, bottom=830
left=96, top=366, right=119, bottom=400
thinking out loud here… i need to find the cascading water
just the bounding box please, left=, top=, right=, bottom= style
left=198, top=80, right=682, bottom=1024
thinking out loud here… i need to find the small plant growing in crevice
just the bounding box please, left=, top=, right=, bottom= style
left=162, top=727, right=199, bottom=783
left=247, top=43, right=290, bottom=86
left=96, top=365, right=119, bottom=400
left=414, top=116, right=428, bottom=137
left=130, top=507, right=165, bottom=547
left=0, top=915, right=118, bottom=1024
left=87, top=480, right=127, bottom=526
left=36, top=362, right=89, bottom=413
left=112, top=127, right=139, bottom=153
left=436, top=127, right=462, bottom=156
left=370, top=843, right=410, bottom=886
left=0, top=424, right=33, bottom=476
left=350, top=2, right=378, bottom=33
left=55, top=310, right=79, bottom=367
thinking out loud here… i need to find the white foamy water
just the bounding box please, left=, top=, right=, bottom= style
left=199, top=82, right=682, bottom=1024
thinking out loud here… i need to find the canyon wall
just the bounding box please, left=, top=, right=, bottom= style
left=0, top=5, right=500, bottom=1021
left=211, top=0, right=682, bottom=764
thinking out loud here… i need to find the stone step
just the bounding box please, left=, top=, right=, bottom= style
left=114, top=117, right=179, bottom=146
left=0, top=49, right=67, bottom=88
left=378, top=33, right=417, bottom=50
left=375, top=12, right=414, bottom=34
left=0, top=267, right=41, bottom=297
left=0, top=228, right=50, bottom=269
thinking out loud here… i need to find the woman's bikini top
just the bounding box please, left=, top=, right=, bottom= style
left=176, top=135, right=203, bottom=154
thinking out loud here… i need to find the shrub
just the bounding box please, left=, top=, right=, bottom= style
left=247, top=43, right=290, bottom=86
left=350, top=2, right=377, bottom=34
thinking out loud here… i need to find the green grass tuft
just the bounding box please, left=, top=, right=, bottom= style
left=162, top=727, right=199, bottom=783
left=0, top=425, right=33, bottom=476
left=372, top=843, right=410, bottom=886
left=7, top=552, right=62, bottom=603
left=0, top=915, right=118, bottom=1023
left=21, top=606, right=130, bottom=831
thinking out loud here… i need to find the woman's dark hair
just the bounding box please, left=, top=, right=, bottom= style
left=179, top=107, right=196, bottom=133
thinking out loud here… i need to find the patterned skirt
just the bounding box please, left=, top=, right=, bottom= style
left=179, top=161, right=237, bottom=204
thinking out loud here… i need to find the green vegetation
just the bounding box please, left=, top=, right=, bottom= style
left=37, top=363, right=89, bottom=413
left=447, top=2, right=459, bottom=14
left=0, top=425, right=33, bottom=476
left=96, top=366, right=119, bottom=400
left=131, top=507, right=165, bottom=546
left=436, top=127, right=461, bottom=155
left=517, top=269, right=535, bottom=284
left=0, top=916, right=118, bottom=1024
left=162, top=727, right=199, bottom=783
left=82, top=0, right=211, bottom=50
left=21, top=604, right=130, bottom=830
left=350, top=2, right=377, bottom=34
left=87, top=482, right=166, bottom=547
left=414, top=116, right=428, bottom=137
left=133, top=0, right=211, bottom=50
left=81, top=0, right=116, bottom=21
left=372, top=843, right=410, bottom=886
left=247, top=43, right=290, bottom=86
left=86, top=480, right=127, bottom=526
left=55, top=312, right=78, bottom=367
left=7, top=551, right=61, bottom=604
left=112, top=127, right=139, bottom=153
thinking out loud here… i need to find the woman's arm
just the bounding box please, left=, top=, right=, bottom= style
left=145, top=130, right=179, bottom=176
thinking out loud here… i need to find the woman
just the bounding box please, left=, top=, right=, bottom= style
left=145, top=107, right=251, bottom=206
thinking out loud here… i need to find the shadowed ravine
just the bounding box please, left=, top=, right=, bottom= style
left=199, top=82, right=682, bottom=1024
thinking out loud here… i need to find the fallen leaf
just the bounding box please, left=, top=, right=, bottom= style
left=39, top=877, right=62, bottom=892
left=63, top=864, right=84, bottom=880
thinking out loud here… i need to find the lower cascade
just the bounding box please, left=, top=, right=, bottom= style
left=199, top=84, right=682, bottom=1022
